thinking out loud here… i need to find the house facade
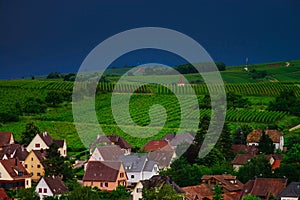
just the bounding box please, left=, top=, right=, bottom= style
left=83, top=161, right=128, bottom=191
left=36, top=176, right=68, bottom=200
left=247, top=129, right=284, bottom=151
left=26, top=132, right=67, bottom=157
left=119, top=154, right=159, bottom=184
left=0, top=158, right=31, bottom=189
left=23, top=150, right=46, bottom=182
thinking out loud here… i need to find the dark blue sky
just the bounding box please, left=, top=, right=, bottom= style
left=0, top=0, right=299, bottom=79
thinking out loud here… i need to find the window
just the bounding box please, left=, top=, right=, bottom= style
left=37, top=173, right=41, bottom=176
left=101, top=182, right=108, bottom=187
left=44, top=188, right=47, bottom=193
left=31, top=157, right=33, bottom=161
left=0, top=172, right=1, bottom=178
left=64, top=150, right=66, bottom=155
left=136, top=188, right=142, bottom=193
left=26, top=180, right=29, bottom=186
left=120, top=172, right=124, bottom=178
left=18, top=171, right=23, bottom=176
left=37, top=164, right=41, bottom=168
left=38, top=188, right=42, bottom=193
left=131, top=175, right=135, bottom=179
left=35, top=143, right=40, bottom=148
left=25, top=164, right=28, bottom=168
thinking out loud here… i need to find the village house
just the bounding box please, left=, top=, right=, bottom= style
left=0, top=144, right=29, bottom=163
left=162, top=132, right=194, bottom=149
left=201, top=174, right=244, bottom=196
left=26, top=132, right=67, bottom=157
left=89, top=135, right=132, bottom=155
left=231, top=144, right=258, bottom=155
left=89, top=145, right=124, bottom=162
left=278, top=182, right=300, bottom=200
left=36, top=176, right=68, bottom=200
left=119, top=154, right=159, bottom=184
left=0, top=158, right=31, bottom=189
left=23, top=150, right=47, bottom=182
left=247, top=129, right=284, bottom=151
left=83, top=161, right=127, bottom=191
left=0, top=132, right=14, bottom=151
left=148, top=148, right=176, bottom=170
left=131, top=175, right=185, bottom=200
left=242, top=178, right=287, bottom=199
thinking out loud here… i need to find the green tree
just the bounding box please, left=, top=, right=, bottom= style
left=46, top=91, right=63, bottom=107
left=43, top=143, right=73, bottom=181
left=213, top=183, right=224, bottom=200
left=237, top=155, right=272, bottom=183
left=258, top=131, right=275, bottom=154
left=67, top=186, right=99, bottom=200
left=16, top=188, right=39, bottom=200
left=47, top=72, right=61, bottom=79
left=242, top=194, right=261, bottom=200
left=23, top=97, right=47, bottom=114
left=143, top=184, right=182, bottom=200
left=21, top=122, right=40, bottom=146
left=282, top=144, right=300, bottom=164
left=234, top=126, right=244, bottom=144
left=216, top=122, right=233, bottom=160
left=273, top=163, right=300, bottom=183
left=227, top=92, right=250, bottom=109
left=268, top=90, right=300, bottom=116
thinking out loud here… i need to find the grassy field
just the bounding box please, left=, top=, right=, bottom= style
left=0, top=59, right=300, bottom=154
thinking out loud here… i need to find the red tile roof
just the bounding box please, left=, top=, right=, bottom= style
left=0, top=158, right=31, bottom=179
left=182, top=184, right=213, bottom=200
left=43, top=176, right=68, bottom=195
left=272, top=160, right=281, bottom=170
left=142, top=140, right=169, bottom=152
left=232, top=154, right=255, bottom=165
left=0, top=132, right=13, bottom=147
left=243, top=178, right=287, bottom=198
left=247, top=129, right=282, bottom=143
left=90, top=135, right=132, bottom=150
left=83, top=161, right=122, bottom=182
left=201, top=174, right=244, bottom=192
left=231, top=144, right=258, bottom=155
left=0, top=188, right=11, bottom=199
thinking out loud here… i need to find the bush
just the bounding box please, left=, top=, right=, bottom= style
left=0, top=112, right=19, bottom=123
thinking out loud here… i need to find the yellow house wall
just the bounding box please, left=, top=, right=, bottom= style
left=23, top=151, right=44, bottom=182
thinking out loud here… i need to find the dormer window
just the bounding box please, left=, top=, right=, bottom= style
left=35, top=143, right=40, bottom=148
left=18, top=171, right=23, bottom=176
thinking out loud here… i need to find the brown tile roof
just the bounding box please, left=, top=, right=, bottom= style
left=148, top=149, right=175, bottom=168
left=0, top=158, right=31, bottom=179
left=243, top=178, right=287, bottom=198
left=247, top=129, right=282, bottom=143
left=231, top=144, right=258, bottom=155
left=182, top=184, right=213, bottom=200
left=232, top=154, right=255, bottom=165
left=0, top=188, right=11, bottom=199
left=89, top=135, right=132, bottom=150
left=32, top=150, right=47, bottom=162
left=54, top=140, right=64, bottom=148
left=38, top=132, right=54, bottom=146
left=0, top=144, right=29, bottom=162
left=0, top=132, right=13, bottom=147
left=272, top=160, right=281, bottom=170
left=83, top=161, right=122, bottom=182
left=43, top=176, right=68, bottom=194
left=201, top=174, right=244, bottom=192
left=142, top=140, right=169, bottom=152
left=94, top=145, right=124, bottom=161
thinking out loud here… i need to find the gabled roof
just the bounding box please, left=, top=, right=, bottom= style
left=143, top=160, right=157, bottom=172
left=182, top=184, right=213, bottom=200
left=162, top=132, right=194, bottom=147
left=89, top=135, right=132, bottom=150
left=94, top=145, right=124, bottom=161
left=148, top=149, right=175, bottom=168
left=231, top=144, right=258, bottom=155
left=142, top=140, right=169, bottom=152
left=278, top=182, right=300, bottom=198
left=0, top=144, right=22, bottom=159
left=83, top=161, right=122, bottom=182
left=38, top=132, right=53, bottom=146
left=43, top=176, right=68, bottom=195
left=32, top=150, right=47, bottom=162
left=119, top=154, right=148, bottom=172
left=0, top=158, right=30, bottom=179
left=141, top=175, right=184, bottom=194
left=201, top=174, right=244, bottom=192
left=38, top=132, right=64, bottom=148
left=232, top=154, right=255, bottom=165
left=247, top=129, right=282, bottom=143
left=0, top=132, right=13, bottom=147
left=243, top=178, right=287, bottom=197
